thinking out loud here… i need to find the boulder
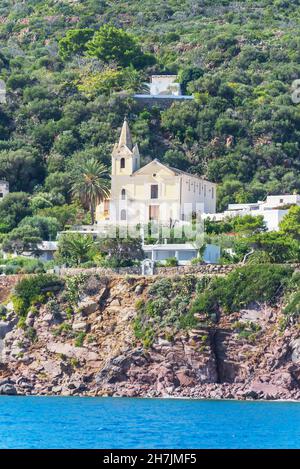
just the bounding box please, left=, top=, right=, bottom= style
left=134, top=284, right=144, bottom=295
left=0, top=321, right=12, bottom=339
left=52, top=386, right=62, bottom=393
left=78, top=299, right=98, bottom=316
left=0, top=383, right=17, bottom=395
left=25, top=315, right=35, bottom=327
left=176, top=370, right=195, bottom=387
left=290, top=338, right=300, bottom=363
left=42, top=313, right=54, bottom=324
left=5, top=302, right=14, bottom=313
left=42, top=360, right=62, bottom=378
left=109, top=298, right=121, bottom=307
left=46, top=341, right=98, bottom=361
left=249, top=381, right=285, bottom=399
left=72, top=321, right=87, bottom=332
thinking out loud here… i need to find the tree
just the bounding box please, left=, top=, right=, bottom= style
left=98, top=237, right=144, bottom=267
left=30, top=192, right=65, bottom=213
left=19, top=216, right=60, bottom=241
left=44, top=171, right=72, bottom=201
left=86, top=24, right=155, bottom=69
left=279, top=205, right=300, bottom=241
left=0, top=149, right=45, bottom=192
left=37, top=204, right=86, bottom=230
left=250, top=232, right=300, bottom=263
left=56, top=233, right=96, bottom=266
left=216, top=179, right=245, bottom=212
left=58, top=28, right=94, bottom=60
left=2, top=226, right=42, bottom=255
left=77, top=68, right=124, bottom=97
left=231, top=215, right=266, bottom=235
left=0, top=192, right=32, bottom=232
left=71, top=158, right=110, bottom=224
left=178, top=67, right=204, bottom=94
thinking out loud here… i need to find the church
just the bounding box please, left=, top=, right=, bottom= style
left=95, top=119, right=216, bottom=226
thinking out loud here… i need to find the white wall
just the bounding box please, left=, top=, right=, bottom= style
left=180, top=175, right=216, bottom=216
left=262, top=209, right=288, bottom=231
left=264, top=195, right=300, bottom=208
left=150, top=76, right=181, bottom=96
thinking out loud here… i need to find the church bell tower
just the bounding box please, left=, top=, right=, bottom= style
left=111, top=118, right=140, bottom=176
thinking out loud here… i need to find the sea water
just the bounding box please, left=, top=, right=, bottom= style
left=0, top=396, right=299, bottom=449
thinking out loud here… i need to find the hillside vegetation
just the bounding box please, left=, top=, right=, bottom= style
left=0, top=0, right=300, bottom=234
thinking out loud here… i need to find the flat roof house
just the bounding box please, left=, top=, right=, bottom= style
left=204, top=194, right=300, bottom=231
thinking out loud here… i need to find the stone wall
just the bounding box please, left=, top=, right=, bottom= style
left=55, top=263, right=300, bottom=278
left=58, top=266, right=142, bottom=277
left=154, top=264, right=237, bottom=276
left=57, top=263, right=238, bottom=278
left=1, top=263, right=300, bottom=285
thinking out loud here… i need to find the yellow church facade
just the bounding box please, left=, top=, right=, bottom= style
left=95, top=119, right=217, bottom=226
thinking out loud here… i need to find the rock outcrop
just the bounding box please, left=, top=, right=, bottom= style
left=0, top=274, right=300, bottom=400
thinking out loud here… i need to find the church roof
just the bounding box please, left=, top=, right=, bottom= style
left=133, top=158, right=214, bottom=182
left=118, top=117, right=133, bottom=150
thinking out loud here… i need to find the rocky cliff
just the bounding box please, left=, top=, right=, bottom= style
left=0, top=273, right=300, bottom=400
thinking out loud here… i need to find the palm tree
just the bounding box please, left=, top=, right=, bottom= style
left=57, top=233, right=96, bottom=265
left=71, top=158, right=110, bottom=224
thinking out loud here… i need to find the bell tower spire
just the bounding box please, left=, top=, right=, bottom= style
left=111, top=118, right=140, bottom=176
left=118, top=117, right=133, bottom=150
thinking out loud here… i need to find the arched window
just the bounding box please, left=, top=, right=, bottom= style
left=120, top=209, right=126, bottom=221
left=121, top=188, right=126, bottom=200
left=120, top=158, right=125, bottom=169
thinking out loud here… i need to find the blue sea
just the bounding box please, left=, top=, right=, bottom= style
left=0, top=396, right=299, bottom=449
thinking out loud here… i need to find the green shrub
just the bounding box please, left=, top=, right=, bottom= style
left=63, top=274, right=86, bottom=305
left=52, top=322, right=73, bottom=337
left=284, top=291, right=300, bottom=317
left=0, top=257, right=47, bottom=275
left=164, top=257, right=178, bottom=267
left=17, top=316, right=26, bottom=329
left=0, top=304, right=6, bottom=319
left=191, top=264, right=293, bottom=317
left=232, top=320, right=262, bottom=343
left=13, top=274, right=63, bottom=316
left=25, top=326, right=37, bottom=342
left=135, top=299, right=144, bottom=311
left=247, top=251, right=273, bottom=264
left=191, top=256, right=203, bottom=265
left=74, top=331, right=86, bottom=347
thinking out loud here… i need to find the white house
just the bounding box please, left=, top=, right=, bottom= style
left=143, top=243, right=220, bottom=265
left=134, top=75, right=194, bottom=101
left=149, top=75, right=182, bottom=96
left=1, top=241, right=58, bottom=262
left=204, top=194, right=299, bottom=231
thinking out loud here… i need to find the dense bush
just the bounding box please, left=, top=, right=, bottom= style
left=0, top=257, right=47, bottom=275
left=191, top=264, right=293, bottom=318
left=12, top=274, right=64, bottom=316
